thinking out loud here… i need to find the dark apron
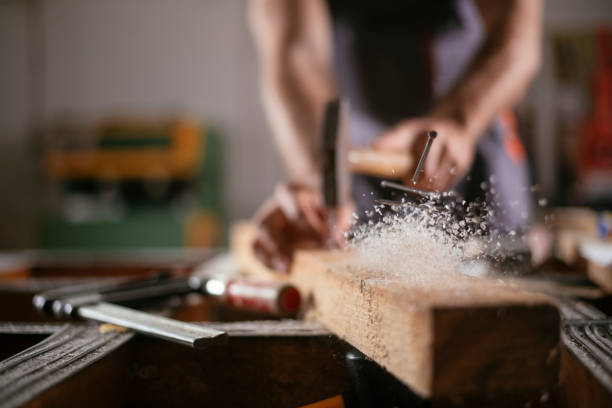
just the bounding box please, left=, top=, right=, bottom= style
left=328, top=0, right=531, bottom=232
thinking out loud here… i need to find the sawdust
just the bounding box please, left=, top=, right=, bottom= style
left=349, top=212, right=462, bottom=282
left=340, top=168, right=554, bottom=286
left=344, top=183, right=522, bottom=286
left=347, top=194, right=473, bottom=282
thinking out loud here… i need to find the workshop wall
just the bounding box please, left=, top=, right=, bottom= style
left=0, top=0, right=283, bottom=248
left=525, top=0, right=612, bottom=204
left=0, top=0, right=610, bottom=248
left=0, top=2, right=37, bottom=248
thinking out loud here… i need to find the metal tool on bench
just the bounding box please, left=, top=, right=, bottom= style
left=33, top=262, right=301, bottom=348
left=34, top=276, right=227, bottom=349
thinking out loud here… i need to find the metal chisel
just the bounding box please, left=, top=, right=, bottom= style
left=41, top=284, right=227, bottom=349
left=34, top=259, right=301, bottom=348
left=34, top=276, right=226, bottom=349
left=377, top=130, right=440, bottom=203
left=72, top=302, right=227, bottom=349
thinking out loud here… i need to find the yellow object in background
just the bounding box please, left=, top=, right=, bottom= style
left=44, top=117, right=203, bottom=181
left=184, top=210, right=222, bottom=248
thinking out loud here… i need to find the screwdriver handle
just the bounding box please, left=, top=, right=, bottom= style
left=201, top=276, right=301, bottom=316
left=347, top=148, right=413, bottom=180
left=41, top=276, right=300, bottom=319
left=225, top=278, right=300, bottom=315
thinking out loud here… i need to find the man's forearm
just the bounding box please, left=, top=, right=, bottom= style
left=250, top=0, right=336, bottom=188
left=432, top=0, right=542, bottom=142
left=261, top=68, right=322, bottom=186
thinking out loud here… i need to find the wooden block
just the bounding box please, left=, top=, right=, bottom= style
left=561, top=320, right=612, bottom=408
left=125, top=320, right=350, bottom=408
left=556, top=229, right=590, bottom=271
left=582, top=240, right=612, bottom=293
left=0, top=323, right=133, bottom=408
left=231, top=222, right=560, bottom=400
left=555, top=228, right=612, bottom=292
left=550, top=207, right=598, bottom=234
left=552, top=208, right=612, bottom=288
left=588, top=261, right=612, bottom=293
left=561, top=346, right=612, bottom=408
left=2, top=321, right=348, bottom=408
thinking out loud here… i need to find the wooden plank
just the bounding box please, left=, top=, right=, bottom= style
left=588, top=261, right=612, bottom=293
left=0, top=323, right=133, bottom=408
left=231, top=222, right=560, bottom=400
left=582, top=240, right=612, bottom=293
left=561, top=319, right=612, bottom=408
left=555, top=228, right=612, bottom=292
left=2, top=321, right=348, bottom=408
left=561, top=346, right=612, bottom=408
left=555, top=229, right=590, bottom=272
left=551, top=207, right=612, bottom=291
left=125, top=320, right=349, bottom=408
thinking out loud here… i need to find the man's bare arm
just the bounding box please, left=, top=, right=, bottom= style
left=249, top=0, right=337, bottom=187
left=374, top=0, right=542, bottom=189
left=434, top=0, right=543, bottom=143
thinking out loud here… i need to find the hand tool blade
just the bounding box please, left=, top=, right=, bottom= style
left=77, top=302, right=227, bottom=349
left=380, top=180, right=440, bottom=201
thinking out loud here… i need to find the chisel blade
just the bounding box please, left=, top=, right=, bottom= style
left=77, top=302, right=227, bottom=349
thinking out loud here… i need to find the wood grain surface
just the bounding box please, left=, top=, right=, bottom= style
left=2, top=321, right=348, bottom=408
left=556, top=228, right=612, bottom=293
left=231, top=222, right=561, bottom=400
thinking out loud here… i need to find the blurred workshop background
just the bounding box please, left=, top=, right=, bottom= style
left=0, top=0, right=611, bottom=250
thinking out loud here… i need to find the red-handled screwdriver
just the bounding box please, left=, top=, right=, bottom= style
left=195, top=275, right=301, bottom=316
left=35, top=265, right=301, bottom=320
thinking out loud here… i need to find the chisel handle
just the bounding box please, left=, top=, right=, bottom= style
left=224, top=278, right=301, bottom=316
left=347, top=148, right=413, bottom=180
left=198, top=276, right=301, bottom=316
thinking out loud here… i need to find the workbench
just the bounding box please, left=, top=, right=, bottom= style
left=1, top=240, right=612, bottom=407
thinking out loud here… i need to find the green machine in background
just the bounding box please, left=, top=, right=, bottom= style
left=40, top=117, right=225, bottom=249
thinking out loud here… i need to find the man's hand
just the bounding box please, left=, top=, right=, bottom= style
left=372, top=116, right=477, bottom=191
left=253, top=183, right=353, bottom=272
left=370, top=0, right=543, bottom=193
